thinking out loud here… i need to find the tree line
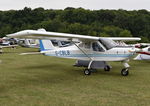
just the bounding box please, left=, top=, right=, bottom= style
left=0, top=7, right=150, bottom=42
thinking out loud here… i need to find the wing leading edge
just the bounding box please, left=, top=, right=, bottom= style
left=7, top=30, right=99, bottom=41
left=7, top=29, right=141, bottom=42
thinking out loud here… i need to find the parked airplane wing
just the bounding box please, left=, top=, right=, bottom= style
left=134, top=54, right=150, bottom=60
left=7, top=29, right=141, bottom=42
left=0, top=45, right=18, bottom=48
left=105, top=37, right=141, bottom=41
left=7, top=30, right=99, bottom=41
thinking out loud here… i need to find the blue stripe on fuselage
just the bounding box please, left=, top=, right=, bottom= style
left=45, top=53, right=133, bottom=58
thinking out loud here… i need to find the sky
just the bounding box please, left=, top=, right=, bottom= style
left=0, top=0, right=150, bottom=11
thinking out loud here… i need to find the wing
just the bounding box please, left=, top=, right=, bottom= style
left=134, top=54, right=150, bottom=60
left=105, top=37, right=141, bottom=41
left=7, top=29, right=141, bottom=42
left=7, top=30, right=99, bottom=42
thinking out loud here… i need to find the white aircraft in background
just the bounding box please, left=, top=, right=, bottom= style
left=0, top=45, right=18, bottom=54
left=7, top=29, right=141, bottom=76
left=18, top=39, right=39, bottom=48
left=134, top=43, right=150, bottom=48
left=134, top=46, right=150, bottom=60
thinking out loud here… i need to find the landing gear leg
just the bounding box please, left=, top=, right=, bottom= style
left=121, top=61, right=130, bottom=76
left=84, top=61, right=93, bottom=75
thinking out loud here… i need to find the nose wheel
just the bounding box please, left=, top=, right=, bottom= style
left=104, top=65, right=111, bottom=71
left=84, top=69, right=91, bottom=75
left=121, top=68, right=129, bottom=76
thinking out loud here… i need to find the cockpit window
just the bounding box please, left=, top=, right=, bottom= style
left=92, top=42, right=104, bottom=52
left=148, top=48, right=150, bottom=51
left=51, top=40, right=72, bottom=47
left=60, top=41, right=72, bottom=47
left=51, top=40, right=59, bottom=46
left=99, top=38, right=117, bottom=50
left=78, top=42, right=91, bottom=49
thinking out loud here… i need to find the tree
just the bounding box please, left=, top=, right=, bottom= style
left=0, top=7, right=149, bottom=42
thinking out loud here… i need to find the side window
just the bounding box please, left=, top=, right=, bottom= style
left=79, top=43, right=91, bottom=49
left=78, top=43, right=84, bottom=48
left=148, top=48, right=150, bottom=51
left=84, top=43, right=91, bottom=49
left=92, top=42, right=104, bottom=52
left=51, top=40, right=59, bottom=46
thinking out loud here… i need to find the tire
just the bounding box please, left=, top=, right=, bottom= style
left=104, top=65, right=110, bottom=71
left=121, top=68, right=129, bottom=76
left=84, top=69, right=91, bottom=75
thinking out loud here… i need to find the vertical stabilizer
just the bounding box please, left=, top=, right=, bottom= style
left=39, top=40, right=55, bottom=51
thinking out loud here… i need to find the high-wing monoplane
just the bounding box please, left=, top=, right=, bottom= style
left=134, top=46, right=150, bottom=60
left=7, top=29, right=141, bottom=76
left=18, top=39, right=39, bottom=48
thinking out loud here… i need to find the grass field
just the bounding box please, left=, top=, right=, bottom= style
left=0, top=47, right=150, bottom=106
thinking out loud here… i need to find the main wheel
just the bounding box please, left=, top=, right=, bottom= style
left=84, top=69, right=91, bottom=75
left=104, top=65, right=110, bottom=71
left=121, top=68, right=129, bottom=76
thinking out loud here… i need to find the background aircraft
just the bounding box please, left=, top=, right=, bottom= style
left=0, top=45, right=18, bottom=54
left=7, top=29, right=141, bottom=76
left=134, top=46, right=150, bottom=60
left=18, top=39, right=39, bottom=48
left=0, top=37, right=18, bottom=53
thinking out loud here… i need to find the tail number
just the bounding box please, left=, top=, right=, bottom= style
left=55, top=50, right=70, bottom=56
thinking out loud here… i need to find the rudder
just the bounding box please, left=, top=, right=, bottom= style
left=39, top=40, right=55, bottom=51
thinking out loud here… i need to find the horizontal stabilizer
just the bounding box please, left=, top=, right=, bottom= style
left=19, top=52, right=42, bottom=55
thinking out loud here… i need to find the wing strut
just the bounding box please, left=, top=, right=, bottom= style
left=72, top=41, right=93, bottom=69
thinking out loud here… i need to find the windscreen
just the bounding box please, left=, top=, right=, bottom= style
left=99, top=38, right=117, bottom=50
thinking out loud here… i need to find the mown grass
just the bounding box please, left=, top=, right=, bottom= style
left=0, top=47, right=150, bottom=106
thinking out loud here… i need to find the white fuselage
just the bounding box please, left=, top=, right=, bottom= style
left=134, top=46, right=150, bottom=60
left=42, top=43, right=135, bottom=62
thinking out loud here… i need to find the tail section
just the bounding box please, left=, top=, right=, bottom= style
left=39, top=40, right=55, bottom=51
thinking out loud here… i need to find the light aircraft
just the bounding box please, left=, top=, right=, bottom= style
left=0, top=37, right=18, bottom=53
left=18, top=39, right=70, bottom=48
left=134, top=43, right=150, bottom=48
left=134, top=46, right=150, bottom=60
left=18, top=39, right=39, bottom=48
left=7, top=29, right=141, bottom=76
left=0, top=45, right=18, bottom=53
